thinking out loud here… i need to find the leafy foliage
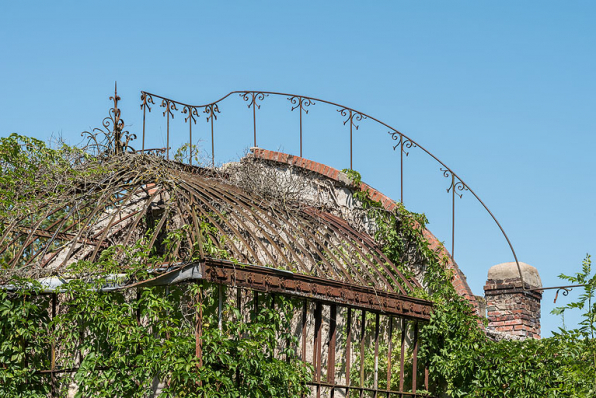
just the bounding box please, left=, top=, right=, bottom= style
left=348, top=173, right=596, bottom=397
left=0, top=281, right=311, bottom=397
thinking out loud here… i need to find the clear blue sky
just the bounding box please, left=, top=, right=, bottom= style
left=1, top=1, right=595, bottom=336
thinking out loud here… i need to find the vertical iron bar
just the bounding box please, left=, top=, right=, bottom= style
left=210, top=106, right=215, bottom=167
left=189, top=114, right=193, bottom=166
left=349, top=110, right=353, bottom=170
left=196, top=282, right=203, bottom=368
left=346, top=307, right=352, bottom=397
left=399, top=319, right=406, bottom=393
left=328, top=304, right=337, bottom=393
left=373, top=313, right=380, bottom=397
left=51, top=293, right=56, bottom=397
left=254, top=291, right=259, bottom=317
left=400, top=135, right=404, bottom=204
left=236, top=288, right=242, bottom=315
left=386, top=316, right=393, bottom=397
left=412, top=322, right=419, bottom=393
left=301, top=300, right=307, bottom=362
left=425, top=365, right=429, bottom=392
left=142, top=102, right=146, bottom=151
left=314, top=302, right=323, bottom=398
left=252, top=93, right=257, bottom=147
left=299, top=98, right=303, bottom=157
left=359, top=310, right=366, bottom=397
left=218, top=284, right=223, bottom=330
left=452, top=174, right=455, bottom=258
left=166, top=103, right=170, bottom=160
left=236, top=288, right=241, bottom=385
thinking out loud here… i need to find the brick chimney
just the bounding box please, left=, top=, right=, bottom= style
left=484, top=262, right=542, bottom=339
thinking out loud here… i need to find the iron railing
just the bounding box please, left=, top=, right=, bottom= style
left=138, top=89, right=525, bottom=286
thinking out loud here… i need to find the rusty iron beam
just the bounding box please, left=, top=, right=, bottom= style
left=202, top=259, right=432, bottom=320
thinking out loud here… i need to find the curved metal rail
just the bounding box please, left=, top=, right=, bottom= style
left=139, top=89, right=526, bottom=288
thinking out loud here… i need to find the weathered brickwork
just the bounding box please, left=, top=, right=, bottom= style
left=484, top=278, right=542, bottom=339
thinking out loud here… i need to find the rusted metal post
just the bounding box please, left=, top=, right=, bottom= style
left=189, top=114, right=193, bottom=166
left=346, top=307, right=352, bottom=397
left=205, top=104, right=216, bottom=167
left=301, top=300, right=307, bottom=362
left=373, top=313, right=380, bottom=397
left=195, top=282, right=203, bottom=385
left=252, top=92, right=257, bottom=147
left=328, top=304, right=337, bottom=395
left=299, top=97, right=303, bottom=157
left=236, top=288, right=242, bottom=316
left=386, top=316, right=394, bottom=396
left=166, top=106, right=170, bottom=160
left=211, top=113, right=215, bottom=167
left=161, top=99, right=177, bottom=160
left=359, top=310, right=366, bottom=397
left=349, top=110, right=353, bottom=170
left=399, top=319, right=407, bottom=393
left=142, top=97, right=146, bottom=152
left=314, top=302, right=323, bottom=398
left=400, top=134, right=404, bottom=204
left=412, top=322, right=419, bottom=393
left=51, top=293, right=56, bottom=397
left=236, top=288, right=241, bottom=385
left=218, top=284, right=223, bottom=331
left=451, top=173, right=455, bottom=258
left=196, top=283, right=203, bottom=367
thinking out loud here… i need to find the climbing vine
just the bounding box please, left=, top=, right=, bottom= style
left=344, top=167, right=596, bottom=397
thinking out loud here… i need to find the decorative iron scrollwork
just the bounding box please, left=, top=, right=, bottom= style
left=441, top=168, right=468, bottom=198
left=338, top=108, right=366, bottom=130
left=203, top=103, right=220, bottom=122
left=82, top=83, right=136, bottom=156
left=140, top=92, right=155, bottom=112
left=553, top=287, right=572, bottom=303
left=389, top=131, right=417, bottom=155
left=161, top=99, right=178, bottom=118
left=240, top=92, right=268, bottom=109
left=288, top=96, right=315, bottom=113
left=183, top=105, right=200, bottom=124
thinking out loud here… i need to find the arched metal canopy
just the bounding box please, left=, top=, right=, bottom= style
left=0, top=153, right=430, bottom=317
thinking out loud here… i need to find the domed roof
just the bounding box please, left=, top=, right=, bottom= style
left=0, top=152, right=418, bottom=296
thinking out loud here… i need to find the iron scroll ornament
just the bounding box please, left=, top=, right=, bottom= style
left=240, top=92, right=268, bottom=109
left=441, top=168, right=469, bottom=198
left=389, top=131, right=417, bottom=155
left=203, top=103, right=220, bottom=122
left=140, top=92, right=155, bottom=113
left=183, top=105, right=200, bottom=125
left=288, top=96, right=315, bottom=113
left=338, top=108, right=367, bottom=130
left=82, top=84, right=137, bottom=156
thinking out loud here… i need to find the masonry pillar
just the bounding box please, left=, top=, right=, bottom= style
left=484, top=262, right=542, bottom=339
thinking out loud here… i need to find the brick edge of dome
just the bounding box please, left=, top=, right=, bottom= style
left=249, top=147, right=477, bottom=306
